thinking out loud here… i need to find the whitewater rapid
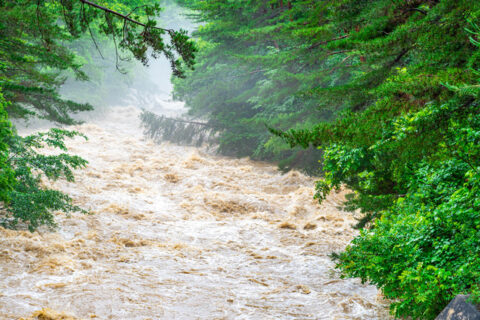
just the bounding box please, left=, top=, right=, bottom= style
left=1, top=106, right=386, bottom=319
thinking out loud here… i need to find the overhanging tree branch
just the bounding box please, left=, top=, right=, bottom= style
left=80, top=2, right=104, bottom=59
left=74, top=0, right=197, bottom=78
left=78, top=0, right=175, bottom=34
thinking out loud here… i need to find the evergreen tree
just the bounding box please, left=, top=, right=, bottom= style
left=0, top=0, right=196, bottom=230
left=157, top=1, right=480, bottom=318
left=1, top=0, right=196, bottom=124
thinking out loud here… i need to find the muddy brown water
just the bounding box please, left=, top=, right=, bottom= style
left=0, top=107, right=386, bottom=319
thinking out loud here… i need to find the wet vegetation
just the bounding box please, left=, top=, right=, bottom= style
left=157, top=0, right=480, bottom=319
left=0, top=0, right=195, bottom=229
left=2, top=0, right=480, bottom=319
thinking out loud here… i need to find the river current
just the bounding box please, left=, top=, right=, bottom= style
left=1, top=106, right=386, bottom=319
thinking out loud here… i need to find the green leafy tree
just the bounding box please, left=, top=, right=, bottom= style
left=163, top=0, right=480, bottom=318
left=1, top=0, right=196, bottom=124
left=142, top=0, right=338, bottom=173
left=3, top=128, right=89, bottom=231
left=0, top=0, right=196, bottom=231
left=0, top=90, right=16, bottom=204
left=0, top=88, right=87, bottom=231
left=271, top=1, right=480, bottom=318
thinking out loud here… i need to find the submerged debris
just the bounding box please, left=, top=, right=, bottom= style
left=20, top=308, right=81, bottom=320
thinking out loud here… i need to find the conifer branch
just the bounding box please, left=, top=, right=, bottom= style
left=78, top=0, right=175, bottom=34
left=80, top=2, right=105, bottom=59
left=154, top=116, right=215, bottom=128
left=308, top=35, right=349, bottom=50
left=387, top=48, right=410, bottom=67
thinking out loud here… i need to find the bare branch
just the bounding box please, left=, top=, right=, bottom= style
left=326, top=50, right=353, bottom=56
left=36, top=0, right=47, bottom=47
left=386, top=48, right=410, bottom=68
left=81, top=2, right=104, bottom=59
left=156, top=116, right=215, bottom=128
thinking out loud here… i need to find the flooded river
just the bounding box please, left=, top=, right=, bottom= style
left=0, top=106, right=384, bottom=319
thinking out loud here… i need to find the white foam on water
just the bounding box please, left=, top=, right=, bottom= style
left=2, top=106, right=388, bottom=320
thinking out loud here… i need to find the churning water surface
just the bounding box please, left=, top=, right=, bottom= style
left=1, top=106, right=386, bottom=319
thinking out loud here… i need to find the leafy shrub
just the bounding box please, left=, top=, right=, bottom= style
left=330, top=89, right=480, bottom=318
left=4, top=128, right=88, bottom=231
left=271, top=4, right=480, bottom=318
left=0, top=88, right=88, bottom=231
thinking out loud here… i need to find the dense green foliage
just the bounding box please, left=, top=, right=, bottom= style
left=330, top=81, right=480, bottom=318
left=3, top=0, right=480, bottom=317
left=164, top=0, right=480, bottom=318
left=5, top=127, right=89, bottom=231
left=0, top=91, right=16, bottom=204
left=153, top=0, right=337, bottom=172
left=0, top=87, right=88, bottom=231
left=1, top=0, right=196, bottom=124
left=0, top=0, right=195, bottom=231
left=61, top=1, right=193, bottom=108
